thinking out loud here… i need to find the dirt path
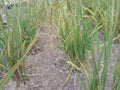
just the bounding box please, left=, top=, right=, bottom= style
left=24, top=24, right=84, bottom=90
left=3, top=24, right=120, bottom=90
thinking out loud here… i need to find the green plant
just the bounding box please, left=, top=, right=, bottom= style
left=51, top=0, right=120, bottom=90
left=51, top=0, right=98, bottom=70
left=114, top=0, right=120, bottom=40
left=77, top=0, right=118, bottom=90
left=0, top=0, right=46, bottom=87
left=0, top=32, right=38, bottom=89
left=81, top=0, right=120, bottom=40
left=112, top=49, right=120, bottom=90
left=0, top=17, right=2, bottom=30
left=48, top=0, right=119, bottom=90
